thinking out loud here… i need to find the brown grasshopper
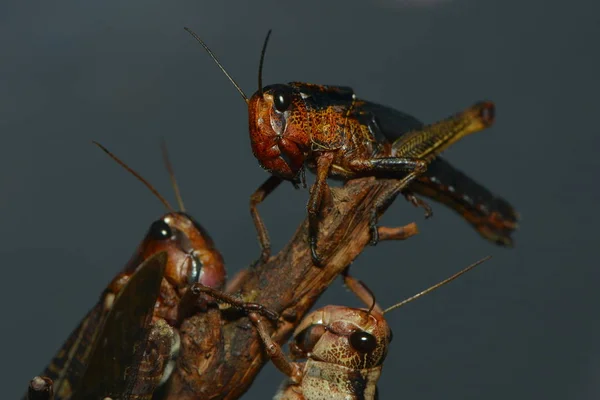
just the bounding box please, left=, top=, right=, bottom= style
left=184, top=28, right=517, bottom=266
left=236, top=256, right=491, bottom=400
left=29, top=143, right=276, bottom=400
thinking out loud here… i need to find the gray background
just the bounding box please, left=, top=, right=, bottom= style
left=2, top=0, right=599, bottom=398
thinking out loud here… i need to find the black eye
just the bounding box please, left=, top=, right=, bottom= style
left=349, top=331, right=377, bottom=353
left=148, top=220, right=172, bottom=240
left=273, top=88, right=292, bottom=112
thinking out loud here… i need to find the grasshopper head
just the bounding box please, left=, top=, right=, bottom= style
left=248, top=84, right=310, bottom=182
left=116, top=212, right=226, bottom=324
left=289, top=305, right=391, bottom=370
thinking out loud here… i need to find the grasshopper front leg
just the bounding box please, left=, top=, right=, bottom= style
left=249, top=313, right=303, bottom=384
left=307, top=152, right=334, bottom=266
left=249, top=175, right=284, bottom=267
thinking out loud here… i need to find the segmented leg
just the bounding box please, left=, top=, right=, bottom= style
left=392, top=101, right=495, bottom=160
left=248, top=313, right=303, bottom=384
left=307, top=153, right=334, bottom=266
left=385, top=101, right=496, bottom=235
left=249, top=175, right=284, bottom=267
left=28, top=377, right=54, bottom=400
left=342, top=267, right=384, bottom=315
left=349, top=157, right=428, bottom=245
left=190, top=283, right=280, bottom=321
left=403, top=191, right=433, bottom=218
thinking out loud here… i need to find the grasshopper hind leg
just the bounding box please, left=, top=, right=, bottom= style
left=348, top=157, right=428, bottom=246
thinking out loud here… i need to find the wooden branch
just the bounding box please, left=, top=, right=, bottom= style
left=164, top=177, right=418, bottom=400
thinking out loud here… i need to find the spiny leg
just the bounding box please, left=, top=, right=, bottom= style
left=190, top=286, right=301, bottom=381
left=249, top=313, right=303, bottom=384
left=307, top=153, right=334, bottom=266
left=190, top=283, right=279, bottom=321
left=350, top=157, right=427, bottom=245
left=375, top=102, right=495, bottom=237
left=249, top=175, right=284, bottom=267
left=391, top=101, right=495, bottom=160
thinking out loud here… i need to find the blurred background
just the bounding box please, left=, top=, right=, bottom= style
left=2, top=0, right=599, bottom=398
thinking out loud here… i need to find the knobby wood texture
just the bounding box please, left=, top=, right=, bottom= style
left=163, top=177, right=418, bottom=400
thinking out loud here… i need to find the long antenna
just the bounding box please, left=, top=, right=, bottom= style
left=184, top=27, right=249, bottom=104
left=383, top=256, right=491, bottom=314
left=93, top=141, right=175, bottom=212
left=257, top=30, right=272, bottom=96
left=160, top=139, right=186, bottom=212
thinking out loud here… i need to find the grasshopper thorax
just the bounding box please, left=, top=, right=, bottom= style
left=248, top=83, right=310, bottom=181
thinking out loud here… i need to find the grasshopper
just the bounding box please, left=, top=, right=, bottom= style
left=247, top=256, right=491, bottom=400
left=29, top=143, right=231, bottom=399
left=185, top=28, right=518, bottom=266
left=33, top=142, right=280, bottom=399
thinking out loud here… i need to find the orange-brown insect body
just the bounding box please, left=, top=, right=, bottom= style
left=249, top=82, right=493, bottom=183
left=247, top=81, right=503, bottom=264
left=186, top=28, right=518, bottom=266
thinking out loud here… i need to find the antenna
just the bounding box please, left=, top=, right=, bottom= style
left=93, top=141, right=174, bottom=212
left=383, top=256, right=491, bottom=314
left=257, top=30, right=272, bottom=95
left=184, top=27, right=249, bottom=104
left=160, top=139, right=186, bottom=212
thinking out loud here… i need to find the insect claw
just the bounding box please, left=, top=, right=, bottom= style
left=404, top=192, right=434, bottom=219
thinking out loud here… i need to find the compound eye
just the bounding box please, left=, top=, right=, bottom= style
left=148, top=219, right=173, bottom=240
left=273, top=88, right=292, bottom=112
left=349, top=331, right=377, bottom=353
